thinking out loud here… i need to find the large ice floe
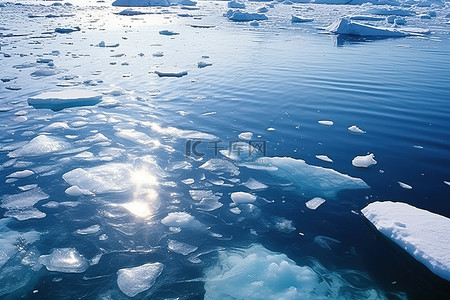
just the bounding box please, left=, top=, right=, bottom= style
left=117, top=263, right=164, bottom=297
left=27, top=89, right=102, bottom=111
left=204, top=244, right=384, bottom=299
left=242, top=157, right=369, bottom=197
left=8, top=135, right=69, bottom=158
left=1, top=188, right=49, bottom=221
left=38, top=248, right=89, bottom=273
left=362, top=201, right=450, bottom=281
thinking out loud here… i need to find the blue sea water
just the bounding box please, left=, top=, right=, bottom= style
left=0, top=1, right=449, bottom=299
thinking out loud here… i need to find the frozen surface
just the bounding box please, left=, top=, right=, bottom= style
left=352, top=153, right=377, bottom=168
left=117, top=262, right=164, bottom=297
left=28, top=89, right=102, bottom=111
left=362, top=201, right=450, bottom=281
left=38, top=248, right=89, bottom=273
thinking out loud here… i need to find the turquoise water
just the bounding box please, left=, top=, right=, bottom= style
left=0, top=1, right=449, bottom=299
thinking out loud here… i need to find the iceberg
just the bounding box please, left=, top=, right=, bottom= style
left=28, top=89, right=102, bottom=111
left=112, top=0, right=170, bottom=7
left=117, top=263, right=164, bottom=297
left=38, top=248, right=89, bottom=273
left=325, top=18, right=406, bottom=37
left=362, top=201, right=450, bottom=281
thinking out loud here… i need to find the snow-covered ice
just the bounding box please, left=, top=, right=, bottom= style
left=352, top=153, right=377, bottom=168
left=348, top=125, right=366, bottom=134
left=362, top=201, right=450, bottom=281
left=161, top=212, right=202, bottom=229
left=318, top=120, right=333, bottom=126
left=28, top=89, right=102, bottom=111
left=38, top=248, right=89, bottom=273
left=117, top=263, right=164, bottom=297
left=231, top=191, right=257, bottom=204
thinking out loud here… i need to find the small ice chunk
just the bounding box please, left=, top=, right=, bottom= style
left=315, top=155, right=333, bottom=163
left=38, top=248, right=89, bottom=273
left=55, top=27, right=81, bottom=33
left=445, top=181, right=450, bottom=186
left=7, top=170, right=35, bottom=178
left=238, top=132, right=253, bottom=140
left=230, top=207, right=241, bottom=214
left=168, top=240, right=198, bottom=255
left=318, top=120, right=333, bottom=126
left=76, top=225, right=101, bottom=235
left=231, top=192, right=256, bottom=204
left=9, top=135, right=69, bottom=158
left=1, top=188, right=49, bottom=210
left=362, top=201, right=450, bottom=281
left=249, top=21, right=259, bottom=27
left=152, top=51, right=164, bottom=57
left=348, top=125, right=366, bottom=134
left=200, top=159, right=240, bottom=176
left=97, top=41, right=120, bottom=47
left=291, top=16, right=314, bottom=23
left=198, top=61, right=212, bottom=68
left=28, top=89, right=102, bottom=111
left=305, top=197, right=326, bottom=210
left=352, top=153, right=377, bottom=168
left=155, top=68, right=187, bottom=77
left=226, top=9, right=268, bottom=22
left=18, top=184, right=38, bottom=191
left=112, top=0, right=170, bottom=7
left=398, top=181, right=412, bottom=189
left=117, top=263, right=164, bottom=297
left=181, top=178, right=195, bottom=185
left=274, top=217, right=296, bottom=232
left=242, top=178, right=267, bottom=190
left=161, top=212, right=202, bottom=228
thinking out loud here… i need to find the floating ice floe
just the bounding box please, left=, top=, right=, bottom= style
left=316, top=155, right=333, bottom=163
left=325, top=18, right=406, bottom=37
left=274, top=217, right=296, bottom=233
left=6, top=170, right=35, bottom=178
left=226, top=9, right=268, bottom=22
left=246, top=157, right=369, bottom=198
left=291, top=15, right=314, bottom=23
left=97, top=41, right=120, bottom=47
left=242, top=177, right=267, bottom=190
left=198, top=61, right=212, bottom=68
left=112, top=0, right=170, bottom=7
left=305, top=197, right=326, bottom=210
left=398, top=181, right=412, bottom=189
left=352, top=153, right=377, bottom=168
left=204, top=244, right=383, bottom=299
left=118, top=8, right=146, bottom=15
left=168, top=240, right=198, bottom=255
left=189, top=190, right=223, bottom=211
left=63, top=163, right=137, bottom=194
left=348, top=125, right=366, bottom=134
left=38, top=248, right=89, bottom=273
left=28, top=89, right=102, bottom=111
left=161, top=212, right=202, bottom=229
left=362, top=201, right=450, bottom=281
left=231, top=191, right=257, bottom=204
left=159, top=30, right=179, bottom=36
left=55, top=27, right=81, bottom=34
left=9, top=135, right=69, bottom=158
left=228, top=0, right=245, bottom=9
left=200, top=158, right=240, bottom=176
left=117, top=263, right=164, bottom=297
left=155, top=68, right=187, bottom=77
left=76, top=225, right=101, bottom=235
left=238, top=131, right=253, bottom=140
left=31, top=69, right=58, bottom=77
left=1, top=187, right=49, bottom=221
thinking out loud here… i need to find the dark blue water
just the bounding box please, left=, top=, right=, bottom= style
left=0, top=2, right=449, bottom=299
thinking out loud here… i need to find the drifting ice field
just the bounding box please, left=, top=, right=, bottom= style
left=0, top=0, right=450, bottom=299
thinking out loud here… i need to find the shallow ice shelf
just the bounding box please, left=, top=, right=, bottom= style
left=117, top=263, right=164, bottom=297
left=38, top=248, right=89, bottom=273
left=28, top=89, right=102, bottom=111
left=362, top=201, right=450, bottom=281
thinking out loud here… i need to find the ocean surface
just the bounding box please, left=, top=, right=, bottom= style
left=0, top=1, right=449, bottom=299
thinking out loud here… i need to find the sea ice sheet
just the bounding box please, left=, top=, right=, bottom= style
left=362, top=201, right=450, bottom=281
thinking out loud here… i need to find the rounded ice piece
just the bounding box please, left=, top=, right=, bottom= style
left=117, top=263, right=164, bottom=297
left=38, top=248, right=89, bottom=273
left=352, top=153, right=377, bottom=168
left=231, top=192, right=256, bottom=204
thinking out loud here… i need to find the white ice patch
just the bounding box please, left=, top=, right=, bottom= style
left=250, top=157, right=369, bottom=198
left=28, top=89, right=102, bottom=111
left=315, top=155, right=333, bottom=163
left=238, top=131, right=253, bottom=140
left=200, top=159, right=240, bottom=176
left=62, top=163, right=134, bottom=194
left=242, top=178, right=267, bottom=190
left=398, top=181, right=412, bottom=189
left=115, top=129, right=151, bottom=145
left=274, top=217, right=296, bottom=233
left=38, top=248, right=89, bottom=273
left=231, top=192, right=256, bottom=204
left=348, top=125, right=366, bottom=134
left=325, top=18, right=407, bottom=37
left=117, top=263, right=164, bottom=297
left=168, top=240, right=198, bottom=255
left=305, top=197, right=326, bottom=210
left=318, top=120, right=333, bottom=126
left=8, top=135, right=69, bottom=158
left=362, top=201, right=450, bottom=281
left=112, top=0, right=170, bottom=7
left=352, top=153, right=377, bottom=168
left=76, top=225, right=101, bottom=235
left=1, top=188, right=49, bottom=221
left=6, top=170, right=35, bottom=178
left=189, top=190, right=223, bottom=211
left=226, top=9, right=268, bottom=22
left=142, top=121, right=216, bottom=140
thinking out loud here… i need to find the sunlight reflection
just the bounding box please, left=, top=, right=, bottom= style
left=120, top=201, right=153, bottom=219
left=130, top=168, right=158, bottom=187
